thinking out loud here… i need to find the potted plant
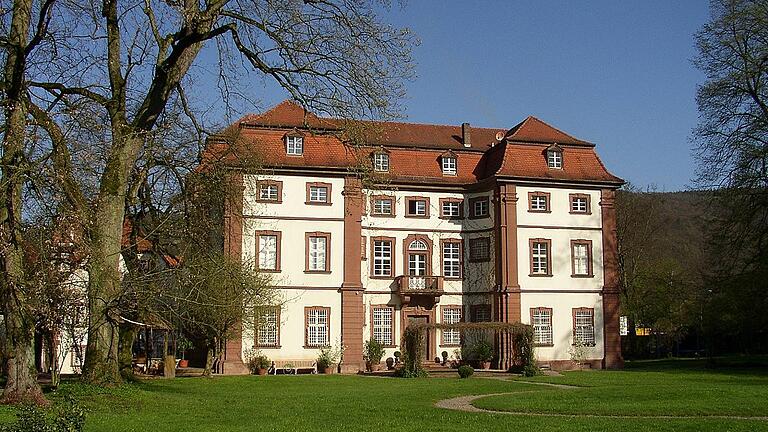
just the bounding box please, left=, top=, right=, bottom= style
left=176, top=335, right=193, bottom=368
left=473, top=340, right=494, bottom=370
left=317, top=343, right=344, bottom=374
left=245, top=349, right=271, bottom=375
left=363, top=339, right=385, bottom=372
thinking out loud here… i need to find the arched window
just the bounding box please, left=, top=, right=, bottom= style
left=409, top=239, right=428, bottom=251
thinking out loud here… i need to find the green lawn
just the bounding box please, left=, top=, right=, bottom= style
left=1, top=359, right=767, bottom=432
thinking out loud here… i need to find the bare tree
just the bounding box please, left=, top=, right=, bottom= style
left=3, top=0, right=414, bottom=385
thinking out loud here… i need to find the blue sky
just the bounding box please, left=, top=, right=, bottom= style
left=238, top=1, right=711, bottom=191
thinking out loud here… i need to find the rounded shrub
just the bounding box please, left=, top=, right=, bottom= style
left=457, top=365, right=474, bottom=379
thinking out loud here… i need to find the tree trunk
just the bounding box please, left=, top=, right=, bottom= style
left=203, top=347, right=214, bottom=377
left=82, top=135, right=140, bottom=385
left=0, top=0, right=46, bottom=406
left=118, top=325, right=137, bottom=380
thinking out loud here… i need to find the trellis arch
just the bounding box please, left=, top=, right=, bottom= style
left=400, top=322, right=537, bottom=377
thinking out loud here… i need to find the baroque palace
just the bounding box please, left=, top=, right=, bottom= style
left=206, top=100, right=624, bottom=373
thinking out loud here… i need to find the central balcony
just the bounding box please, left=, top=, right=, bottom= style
left=396, top=275, right=444, bottom=304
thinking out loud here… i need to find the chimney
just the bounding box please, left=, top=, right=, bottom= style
left=462, top=122, right=471, bottom=148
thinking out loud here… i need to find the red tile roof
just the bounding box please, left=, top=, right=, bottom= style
left=205, top=100, right=623, bottom=186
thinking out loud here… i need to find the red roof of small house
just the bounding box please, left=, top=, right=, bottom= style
left=204, top=100, right=623, bottom=186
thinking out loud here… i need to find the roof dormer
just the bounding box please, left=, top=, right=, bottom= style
left=545, top=144, right=563, bottom=169
left=440, top=150, right=457, bottom=176
left=284, top=129, right=304, bottom=156
left=371, top=147, right=391, bottom=172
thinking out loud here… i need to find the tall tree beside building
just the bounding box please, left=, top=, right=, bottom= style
left=4, top=0, right=414, bottom=385
left=693, top=0, right=768, bottom=352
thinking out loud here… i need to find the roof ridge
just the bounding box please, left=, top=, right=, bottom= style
left=326, top=116, right=506, bottom=132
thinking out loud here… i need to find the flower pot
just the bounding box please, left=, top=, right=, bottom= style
left=178, top=359, right=189, bottom=368
left=257, top=368, right=268, bottom=376
left=322, top=366, right=333, bottom=374
left=480, top=361, right=491, bottom=370
left=372, top=362, right=382, bottom=372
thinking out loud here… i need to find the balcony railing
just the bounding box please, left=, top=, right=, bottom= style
left=396, top=275, right=444, bottom=297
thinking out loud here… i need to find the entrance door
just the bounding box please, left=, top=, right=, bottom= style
left=408, top=315, right=430, bottom=361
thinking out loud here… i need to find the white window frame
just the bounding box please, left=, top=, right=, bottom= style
left=372, top=307, right=393, bottom=346
left=530, top=195, right=548, bottom=211
left=573, top=243, right=590, bottom=276
left=256, top=308, right=279, bottom=347
left=373, top=240, right=393, bottom=277
left=572, top=197, right=588, bottom=213
left=258, top=234, right=278, bottom=270
left=308, top=236, right=327, bottom=271
left=373, top=153, right=389, bottom=172
left=442, top=242, right=461, bottom=278
left=309, top=186, right=328, bottom=203
left=547, top=150, right=562, bottom=169
left=441, top=201, right=461, bottom=218
left=532, top=308, right=553, bottom=345
left=532, top=241, right=549, bottom=275
left=259, top=184, right=278, bottom=201
left=441, top=156, right=457, bottom=175
left=441, top=307, right=462, bottom=345
left=473, top=199, right=489, bottom=217
left=372, top=198, right=393, bottom=216
left=306, top=308, right=329, bottom=347
left=286, top=136, right=303, bottom=155
left=574, top=309, right=595, bottom=346
left=408, top=199, right=427, bottom=216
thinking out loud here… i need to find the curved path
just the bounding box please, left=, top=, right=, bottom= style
left=435, top=380, right=768, bottom=421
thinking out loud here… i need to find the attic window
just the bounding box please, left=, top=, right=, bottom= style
left=286, top=135, right=303, bottom=155
left=373, top=152, right=389, bottom=172
left=442, top=156, right=457, bottom=176
left=546, top=149, right=562, bottom=169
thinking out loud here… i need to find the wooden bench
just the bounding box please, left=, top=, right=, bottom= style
left=269, top=360, right=316, bottom=375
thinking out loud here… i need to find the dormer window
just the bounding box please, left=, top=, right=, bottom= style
left=373, top=152, right=389, bottom=172
left=441, top=156, right=457, bottom=176
left=546, top=146, right=562, bottom=169
left=286, top=135, right=303, bottom=155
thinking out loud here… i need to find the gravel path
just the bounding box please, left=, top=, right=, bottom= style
left=434, top=380, right=768, bottom=421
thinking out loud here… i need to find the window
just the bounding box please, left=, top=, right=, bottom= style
left=257, top=181, right=282, bottom=203
left=469, top=237, right=491, bottom=262
left=442, top=240, right=462, bottom=279
left=406, top=197, right=429, bottom=218
left=571, top=240, right=593, bottom=277
left=528, top=192, right=550, bottom=212
left=471, top=304, right=492, bottom=322
left=305, top=307, right=330, bottom=347
left=373, top=152, right=390, bottom=172
left=255, top=307, right=280, bottom=347
left=569, top=194, right=591, bottom=214
left=440, top=198, right=463, bottom=219
left=371, top=238, right=394, bottom=277
left=306, top=182, right=331, bottom=205
left=371, top=306, right=394, bottom=346
left=371, top=196, right=394, bottom=216
left=530, top=239, right=551, bottom=276
left=547, top=149, right=562, bottom=169
left=470, top=196, right=489, bottom=218
left=531, top=308, right=553, bottom=346
left=256, top=231, right=281, bottom=271
left=305, top=232, right=330, bottom=272
left=441, top=156, right=457, bottom=176
left=405, top=235, right=431, bottom=287
left=573, top=308, right=595, bottom=345
left=70, top=345, right=86, bottom=368
left=286, top=135, right=303, bottom=155
left=441, top=306, right=462, bottom=346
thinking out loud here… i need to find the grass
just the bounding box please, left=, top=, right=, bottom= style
left=0, top=359, right=767, bottom=432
